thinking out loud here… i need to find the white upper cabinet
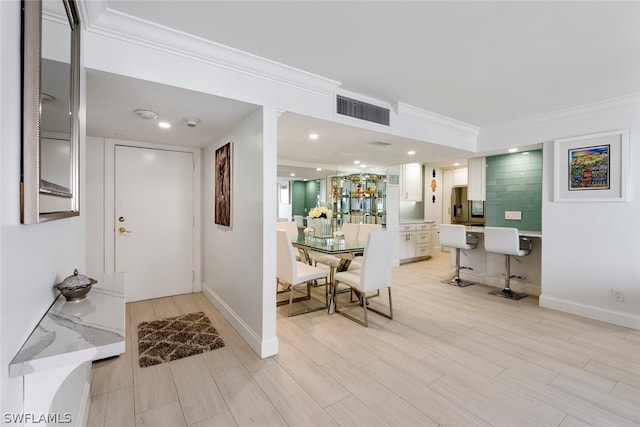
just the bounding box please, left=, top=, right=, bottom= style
left=467, top=157, right=486, bottom=201
left=401, top=163, right=422, bottom=201
left=452, top=167, right=468, bottom=186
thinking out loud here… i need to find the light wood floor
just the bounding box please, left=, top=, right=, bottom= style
left=88, top=251, right=640, bottom=427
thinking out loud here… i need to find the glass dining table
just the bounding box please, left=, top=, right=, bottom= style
left=291, top=234, right=366, bottom=314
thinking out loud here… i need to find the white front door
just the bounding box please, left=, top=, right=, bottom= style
left=115, top=145, right=194, bottom=302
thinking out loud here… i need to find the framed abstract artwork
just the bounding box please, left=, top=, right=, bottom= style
left=554, top=129, right=628, bottom=202
left=214, top=142, right=232, bottom=226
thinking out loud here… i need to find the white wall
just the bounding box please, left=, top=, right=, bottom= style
left=203, top=107, right=279, bottom=357
left=1, top=0, right=87, bottom=415
left=423, top=166, right=444, bottom=223
left=478, top=102, right=640, bottom=329
left=86, top=137, right=106, bottom=277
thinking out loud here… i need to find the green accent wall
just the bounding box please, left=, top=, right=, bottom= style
left=291, top=180, right=320, bottom=216
left=485, top=150, right=542, bottom=231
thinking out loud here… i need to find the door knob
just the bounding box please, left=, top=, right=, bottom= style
left=118, top=227, right=132, bottom=234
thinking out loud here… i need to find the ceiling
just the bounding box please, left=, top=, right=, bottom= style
left=85, top=1, right=640, bottom=179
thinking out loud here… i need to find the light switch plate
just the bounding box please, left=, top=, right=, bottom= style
left=505, top=210, right=522, bottom=220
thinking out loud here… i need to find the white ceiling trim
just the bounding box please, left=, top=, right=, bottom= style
left=78, top=1, right=341, bottom=97
left=480, top=92, right=640, bottom=138
left=394, top=101, right=480, bottom=139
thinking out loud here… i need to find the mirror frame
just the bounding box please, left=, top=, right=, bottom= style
left=21, top=0, right=81, bottom=224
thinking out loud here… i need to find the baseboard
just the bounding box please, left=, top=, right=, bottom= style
left=460, top=271, right=541, bottom=296
left=202, top=284, right=278, bottom=358
left=539, top=295, right=640, bottom=330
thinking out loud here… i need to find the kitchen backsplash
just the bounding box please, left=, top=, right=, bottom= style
left=485, top=149, right=542, bottom=231
left=399, top=201, right=424, bottom=221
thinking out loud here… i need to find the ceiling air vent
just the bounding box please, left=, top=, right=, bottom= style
left=337, top=95, right=390, bottom=126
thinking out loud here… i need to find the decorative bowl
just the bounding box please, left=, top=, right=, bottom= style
left=55, top=269, right=97, bottom=302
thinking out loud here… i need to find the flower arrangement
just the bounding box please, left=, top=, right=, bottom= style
left=308, top=206, right=333, bottom=219
left=303, top=227, right=314, bottom=234
left=333, top=231, right=344, bottom=238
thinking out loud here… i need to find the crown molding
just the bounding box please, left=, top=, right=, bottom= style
left=393, top=101, right=480, bottom=138
left=480, top=93, right=640, bottom=137
left=78, top=1, right=341, bottom=97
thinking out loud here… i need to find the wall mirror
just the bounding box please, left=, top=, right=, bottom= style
left=21, top=0, right=80, bottom=223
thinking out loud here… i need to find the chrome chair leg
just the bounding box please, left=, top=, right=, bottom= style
left=488, top=255, right=527, bottom=300
left=441, top=248, right=474, bottom=287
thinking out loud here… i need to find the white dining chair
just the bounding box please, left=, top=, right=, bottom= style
left=357, top=223, right=382, bottom=242
left=341, top=223, right=360, bottom=241
left=348, top=223, right=382, bottom=270
left=315, top=222, right=360, bottom=269
left=333, top=230, right=395, bottom=326
left=276, top=229, right=330, bottom=316
left=276, top=220, right=298, bottom=238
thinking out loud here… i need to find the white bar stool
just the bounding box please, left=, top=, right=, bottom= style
left=483, top=227, right=532, bottom=300
left=438, top=224, right=478, bottom=287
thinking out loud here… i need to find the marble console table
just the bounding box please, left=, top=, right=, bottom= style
left=10, top=273, right=125, bottom=426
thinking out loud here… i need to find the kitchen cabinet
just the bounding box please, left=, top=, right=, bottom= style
left=398, top=224, right=416, bottom=261
left=415, top=223, right=431, bottom=258
left=398, top=221, right=433, bottom=263
left=401, top=163, right=422, bottom=201
left=467, top=157, right=486, bottom=201
left=452, top=167, right=468, bottom=186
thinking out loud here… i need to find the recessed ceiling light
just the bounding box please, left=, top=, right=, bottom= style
left=408, top=150, right=416, bottom=155
left=354, top=160, right=361, bottom=164
left=158, top=122, right=171, bottom=129
left=360, top=164, right=366, bottom=168
left=134, top=109, right=158, bottom=120
left=454, top=162, right=460, bottom=167
left=508, top=148, right=518, bottom=153
left=183, top=118, right=200, bottom=128
left=290, top=173, right=295, bottom=177
left=316, top=168, right=322, bottom=171
left=522, top=151, right=530, bottom=155
left=309, top=133, right=319, bottom=140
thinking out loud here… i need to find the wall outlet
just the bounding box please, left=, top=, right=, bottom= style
left=505, top=210, right=522, bottom=220
left=611, top=289, right=625, bottom=302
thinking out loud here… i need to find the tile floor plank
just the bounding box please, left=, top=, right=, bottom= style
left=213, top=365, right=287, bottom=427
left=323, top=357, right=440, bottom=427
left=273, top=341, right=351, bottom=408
left=89, top=252, right=640, bottom=427
left=135, top=401, right=186, bottom=427
left=132, top=362, right=179, bottom=414
left=252, top=364, right=339, bottom=426
left=324, top=395, right=391, bottom=427
left=170, top=355, right=228, bottom=425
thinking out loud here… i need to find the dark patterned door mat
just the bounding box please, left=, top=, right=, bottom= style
left=137, top=311, right=225, bottom=368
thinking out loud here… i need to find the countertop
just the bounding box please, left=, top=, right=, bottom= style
left=465, top=226, right=542, bottom=238
left=10, top=272, right=125, bottom=377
